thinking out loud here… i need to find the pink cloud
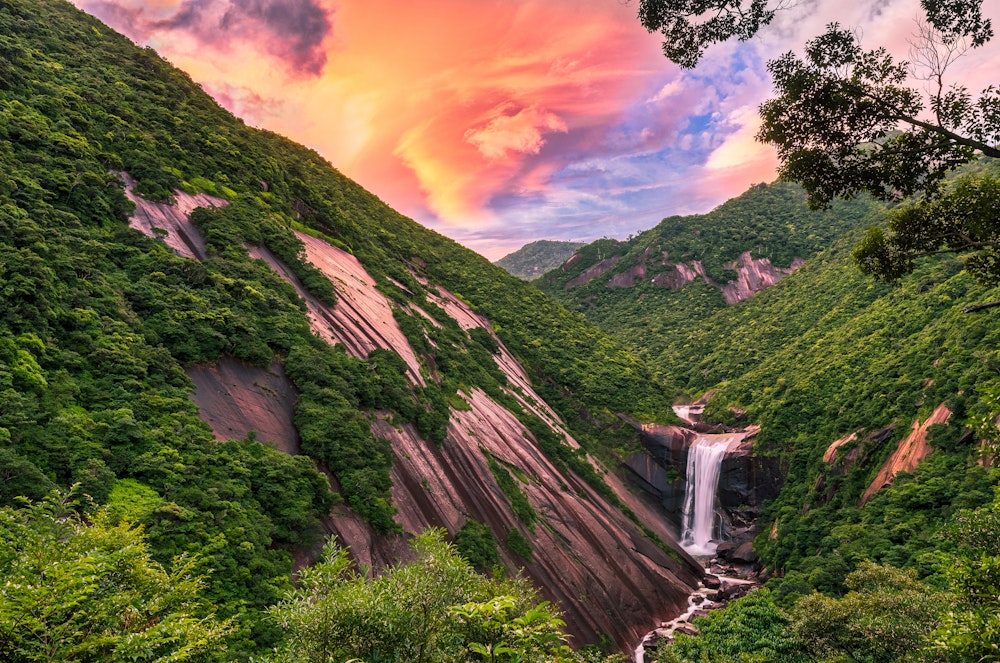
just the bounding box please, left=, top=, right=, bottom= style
left=71, top=0, right=1000, bottom=260
left=464, top=104, right=568, bottom=162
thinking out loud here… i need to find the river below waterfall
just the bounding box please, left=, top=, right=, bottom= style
left=632, top=406, right=764, bottom=661
left=633, top=573, right=759, bottom=663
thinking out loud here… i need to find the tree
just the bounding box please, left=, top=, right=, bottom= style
left=0, top=489, right=232, bottom=662
left=450, top=596, right=571, bottom=663
left=637, top=0, right=799, bottom=69
left=268, top=529, right=554, bottom=663
left=929, top=500, right=1000, bottom=662
left=636, top=0, right=993, bottom=69
left=790, top=561, right=950, bottom=662
left=638, top=0, right=1000, bottom=295
left=654, top=589, right=808, bottom=663
left=854, top=172, right=1000, bottom=290
left=268, top=529, right=623, bottom=663
left=757, top=18, right=999, bottom=210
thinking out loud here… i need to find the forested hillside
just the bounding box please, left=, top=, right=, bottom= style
left=646, top=193, right=1000, bottom=662
left=0, top=0, right=696, bottom=659
left=599, top=166, right=1000, bottom=660
left=535, top=182, right=872, bottom=386
left=494, top=240, right=585, bottom=280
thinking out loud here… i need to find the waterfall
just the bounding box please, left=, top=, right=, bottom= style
left=680, top=434, right=734, bottom=555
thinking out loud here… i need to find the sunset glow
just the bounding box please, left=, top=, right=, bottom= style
left=72, top=0, right=1000, bottom=259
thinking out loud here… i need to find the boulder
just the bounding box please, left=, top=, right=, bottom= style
left=731, top=542, right=757, bottom=563
left=703, top=574, right=721, bottom=589
left=715, top=542, right=736, bottom=560
left=675, top=623, right=700, bottom=637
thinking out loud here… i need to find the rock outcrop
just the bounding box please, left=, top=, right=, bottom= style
left=718, top=253, right=804, bottom=305
left=861, top=403, right=951, bottom=504
left=563, top=246, right=803, bottom=305
left=186, top=357, right=300, bottom=454
left=126, top=182, right=703, bottom=653
left=121, top=172, right=225, bottom=261
left=565, top=255, right=620, bottom=288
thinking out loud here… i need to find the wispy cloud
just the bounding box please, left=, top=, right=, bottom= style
left=70, top=0, right=999, bottom=260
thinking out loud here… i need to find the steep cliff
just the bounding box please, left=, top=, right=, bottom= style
left=132, top=182, right=702, bottom=650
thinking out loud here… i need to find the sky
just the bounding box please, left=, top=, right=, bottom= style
left=71, top=0, right=1000, bottom=260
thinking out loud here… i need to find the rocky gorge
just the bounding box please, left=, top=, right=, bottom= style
left=624, top=404, right=782, bottom=558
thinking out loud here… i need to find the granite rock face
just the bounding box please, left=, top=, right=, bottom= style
left=563, top=246, right=802, bottom=305
left=127, top=180, right=704, bottom=653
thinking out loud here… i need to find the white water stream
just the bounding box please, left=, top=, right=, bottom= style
left=633, top=413, right=759, bottom=661
left=633, top=576, right=757, bottom=663
left=680, top=433, right=741, bottom=556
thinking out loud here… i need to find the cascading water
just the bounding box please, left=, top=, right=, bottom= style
left=680, top=434, right=736, bottom=555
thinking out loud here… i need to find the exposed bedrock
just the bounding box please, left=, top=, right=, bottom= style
left=186, top=356, right=300, bottom=454
left=625, top=424, right=783, bottom=545
left=718, top=252, right=803, bottom=305
left=563, top=246, right=803, bottom=305
left=136, top=180, right=705, bottom=651
left=119, top=172, right=226, bottom=261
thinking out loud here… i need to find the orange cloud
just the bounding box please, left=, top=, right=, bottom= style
left=72, top=0, right=1000, bottom=260
left=76, top=0, right=669, bottom=230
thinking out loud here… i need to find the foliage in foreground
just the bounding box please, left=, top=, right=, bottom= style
left=655, top=492, right=1000, bottom=663
left=653, top=589, right=806, bottom=663
left=0, top=490, right=232, bottom=662
left=0, top=496, right=628, bottom=663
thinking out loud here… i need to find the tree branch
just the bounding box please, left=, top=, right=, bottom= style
left=893, top=112, right=1000, bottom=157
left=963, top=300, right=1000, bottom=313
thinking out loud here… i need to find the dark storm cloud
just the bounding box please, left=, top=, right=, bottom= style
left=83, top=0, right=333, bottom=76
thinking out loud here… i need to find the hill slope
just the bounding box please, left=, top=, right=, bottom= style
left=535, top=182, right=873, bottom=385
left=495, top=240, right=585, bottom=280
left=658, top=222, right=1000, bottom=584
left=0, top=0, right=700, bottom=654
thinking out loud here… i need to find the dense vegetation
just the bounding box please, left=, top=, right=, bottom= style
left=0, top=491, right=626, bottom=663
left=6, top=0, right=1000, bottom=659
left=0, top=0, right=688, bottom=658
left=535, top=182, right=872, bottom=389
left=655, top=498, right=1000, bottom=662
left=539, top=165, right=1000, bottom=658
left=641, top=189, right=1000, bottom=576
left=630, top=0, right=1000, bottom=650
left=608, top=179, right=1000, bottom=660
left=494, top=240, right=585, bottom=281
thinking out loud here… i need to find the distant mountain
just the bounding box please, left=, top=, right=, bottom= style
left=494, top=240, right=585, bottom=280
left=535, top=182, right=873, bottom=382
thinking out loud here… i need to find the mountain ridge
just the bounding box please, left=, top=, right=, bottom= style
left=495, top=239, right=585, bottom=280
